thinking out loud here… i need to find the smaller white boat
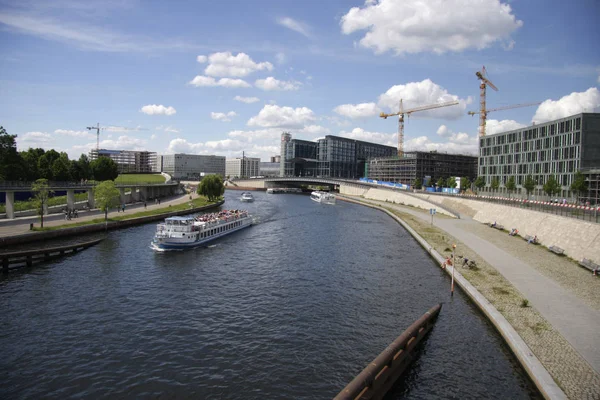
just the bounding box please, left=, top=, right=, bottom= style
left=240, top=192, right=254, bottom=202
left=310, top=191, right=336, bottom=205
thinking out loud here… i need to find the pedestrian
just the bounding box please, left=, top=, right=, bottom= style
left=155, top=198, right=158, bottom=205
left=144, top=201, right=147, bottom=209
left=122, top=204, right=125, bottom=213
left=158, top=198, right=161, bottom=205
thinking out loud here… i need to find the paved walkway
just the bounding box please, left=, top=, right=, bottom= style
left=0, top=194, right=195, bottom=238
left=353, top=196, right=600, bottom=376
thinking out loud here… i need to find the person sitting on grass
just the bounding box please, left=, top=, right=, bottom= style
left=528, top=235, right=537, bottom=244
left=509, top=228, right=518, bottom=236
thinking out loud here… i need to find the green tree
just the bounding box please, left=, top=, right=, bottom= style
left=52, top=153, right=72, bottom=181
left=20, top=148, right=45, bottom=181
left=0, top=126, right=24, bottom=181
left=197, top=174, right=224, bottom=201
left=523, top=175, right=535, bottom=199
left=446, top=176, right=457, bottom=189
left=436, top=177, right=445, bottom=188
left=76, top=154, right=91, bottom=181
left=31, top=178, right=53, bottom=228
left=474, top=176, right=485, bottom=191
left=505, top=176, right=516, bottom=198
left=570, top=171, right=587, bottom=202
left=94, top=180, right=120, bottom=222
left=543, top=175, right=561, bottom=198
left=91, top=157, right=119, bottom=181
left=38, top=149, right=61, bottom=180
left=490, top=177, right=500, bottom=193
left=413, top=177, right=422, bottom=189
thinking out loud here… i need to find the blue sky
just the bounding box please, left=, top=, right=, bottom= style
left=1, top=0, right=599, bottom=161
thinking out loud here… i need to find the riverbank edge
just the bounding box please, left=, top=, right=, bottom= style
left=338, top=196, right=565, bottom=400
left=0, top=200, right=224, bottom=247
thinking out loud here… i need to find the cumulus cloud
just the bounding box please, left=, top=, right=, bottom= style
left=340, top=0, right=523, bottom=55
left=99, top=135, right=147, bottom=150
left=532, top=87, right=600, bottom=124
left=247, top=104, right=316, bottom=128
left=54, top=129, right=94, bottom=138
left=300, top=125, right=331, bottom=135
left=19, top=131, right=52, bottom=144
left=338, top=127, right=396, bottom=147
left=378, top=79, right=467, bottom=119
left=166, top=138, right=278, bottom=160
left=275, top=52, right=286, bottom=64
left=228, top=128, right=283, bottom=141
left=199, top=52, right=273, bottom=77
left=234, top=95, right=260, bottom=103
left=333, top=102, right=382, bottom=119
left=189, top=75, right=251, bottom=88
left=485, top=119, right=526, bottom=135
left=140, top=104, right=177, bottom=116
left=435, top=125, right=473, bottom=144
left=255, top=77, right=301, bottom=91
left=276, top=16, right=311, bottom=38
left=167, top=138, right=204, bottom=154
left=211, top=111, right=237, bottom=122
left=405, top=135, right=478, bottom=155
left=164, top=126, right=179, bottom=133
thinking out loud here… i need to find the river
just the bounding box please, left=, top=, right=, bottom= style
left=0, top=190, right=540, bottom=399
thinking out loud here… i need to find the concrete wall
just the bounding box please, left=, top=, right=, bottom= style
left=339, top=185, right=368, bottom=196
left=360, top=188, right=456, bottom=217
left=415, top=194, right=600, bottom=262
left=228, top=180, right=267, bottom=189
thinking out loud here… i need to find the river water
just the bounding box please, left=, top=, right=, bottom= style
left=0, top=190, right=540, bottom=399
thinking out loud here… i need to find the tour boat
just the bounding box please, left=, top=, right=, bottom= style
left=240, top=192, right=254, bottom=202
left=310, top=191, right=336, bottom=205
left=151, top=210, right=252, bottom=251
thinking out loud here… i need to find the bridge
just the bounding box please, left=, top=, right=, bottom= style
left=0, top=180, right=180, bottom=219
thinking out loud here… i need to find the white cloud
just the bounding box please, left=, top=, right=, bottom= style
left=340, top=0, right=523, bottom=55
left=196, top=55, right=207, bottom=63
left=234, top=95, right=260, bottom=104
left=338, top=127, right=396, bottom=147
left=485, top=119, right=526, bottom=135
left=19, top=131, right=52, bottom=145
left=164, top=126, right=179, bottom=133
left=300, top=125, right=331, bottom=135
left=255, top=77, right=301, bottom=91
left=202, top=52, right=273, bottom=77
left=276, top=17, right=311, bottom=38
left=532, top=87, right=600, bottom=124
left=211, top=111, right=237, bottom=122
left=140, top=104, right=177, bottom=116
left=333, top=102, right=382, bottom=119
left=275, top=52, right=286, bottom=64
left=228, top=128, right=283, bottom=141
left=405, top=135, right=478, bottom=155
left=150, top=134, right=157, bottom=140
left=166, top=138, right=278, bottom=161
left=98, top=135, right=147, bottom=150
left=189, top=75, right=251, bottom=88
left=167, top=138, right=204, bottom=154
left=435, top=125, right=473, bottom=144
left=378, top=79, right=467, bottom=119
left=54, top=129, right=94, bottom=138
left=247, top=105, right=316, bottom=128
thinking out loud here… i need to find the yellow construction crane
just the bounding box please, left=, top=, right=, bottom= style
left=475, top=66, right=498, bottom=137
left=468, top=101, right=541, bottom=117
left=86, top=123, right=147, bottom=150
left=380, top=99, right=459, bottom=157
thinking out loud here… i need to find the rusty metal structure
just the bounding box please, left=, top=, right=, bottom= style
left=334, top=303, right=442, bottom=400
left=475, top=66, right=498, bottom=137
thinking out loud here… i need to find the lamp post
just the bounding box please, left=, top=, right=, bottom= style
left=451, top=244, right=456, bottom=296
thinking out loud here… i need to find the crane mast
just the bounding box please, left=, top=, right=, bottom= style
left=467, top=101, right=541, bottom=116
left=380, top=99, right=459, bottom=157
left=475, top=66, right=498, bottom=137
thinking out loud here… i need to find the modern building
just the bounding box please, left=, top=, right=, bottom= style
left=270, top=155, right=281, bottom=163
left=89, top=149, right=157, bottom=174
left=367, top=151, right=478, bottom=186
left=259, top=162, right=280, bottom=177
left=478, top=112, right=600, bottom=199
left=226, top=157, right=260, bottom=178
left=280, top=133, right=396, bottom=179
left=158, top=154, right=225, bottom=180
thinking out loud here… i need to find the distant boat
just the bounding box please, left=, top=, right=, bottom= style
left=240, top=192, right=254, bottom=202
left=151, top=210, right=252, bottom=251
left=310, top=191, right=336, bottom=205
left=266, top=188, right=302, bottom=194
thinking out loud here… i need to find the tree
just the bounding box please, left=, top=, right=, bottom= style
left=570, top=171, right=587, bottom=202
left=543, top=175, right=561, bottom=198
left=52, top=153, right=72, bottom=181
left=474, top=176, right=485, bottom=192
left=91, top=157, right=119, bottom=181
left=20, top=148, right=45, bottom=181
left=505, top=176, right=516, bottom=198
left=436, top=177, right=445, bottom=188
left=413, top=177, right=422, bottom=189
left=0, top=126, right=23, bottom=181
left=523, top=175, right=535, bottom=199
left=94, top=180, right=120, bottom=222
left=197, top=174, right=224, bottom=201
left=490, top=177, right=500, bottom=193
left=31, top=179, right=53, bottom=228
left=446, top=176, right=457, bottom=189
left=38, top=149, right=61, bottom=180
left=462, top=176, right=472, bottom=192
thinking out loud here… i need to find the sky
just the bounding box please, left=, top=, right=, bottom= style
left=1, top=0, right=599, bottom=161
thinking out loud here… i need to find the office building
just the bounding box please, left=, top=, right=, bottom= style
left=158, top=154, right=225, bottom=180
left=478, top=113, right=600, bottom=199
left=89, top=149, right=157, bottom=174
left=367, top=151, right=478, bottom=186
left=226, top=157, right=260, bottom=178
left=259, top=162, right=280, bottom=177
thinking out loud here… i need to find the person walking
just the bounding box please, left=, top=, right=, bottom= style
left=122, top=204, right=125, bottom=213
left=144, top=201, right=147, bottom=209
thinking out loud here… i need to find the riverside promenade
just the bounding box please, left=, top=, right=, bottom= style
left=347, top=195, right=600, bottom=399
left=0, top=193, right=197, bottom=238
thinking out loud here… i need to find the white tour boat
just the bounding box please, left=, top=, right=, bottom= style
left=151, top=210, right=252, bottom=251
left=240, top=192, right=254, bottom=202
left=310, top=191, right=336, bottom=205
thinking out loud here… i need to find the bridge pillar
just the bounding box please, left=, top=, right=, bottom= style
left=87, top=188, right=95, bottom=209
left=119, top=188, right=126, bottom=205
left=140, top=187, right=148, bottom=201
left=66, top=189, right=75, bottom=210
left=131, top=187, right=139, bottom=202
left=5, top=191, right=15, bottom=219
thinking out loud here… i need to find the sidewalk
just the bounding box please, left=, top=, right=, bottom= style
left=0, top=194, right=194, bottom=238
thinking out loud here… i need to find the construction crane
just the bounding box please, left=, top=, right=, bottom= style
left=380, top=99, right=460, bottom=157
left=86, top=123, right=147, bottom=150
left=475, top=66, right=499, bottom=137
left=467, top=101, right=541, bottom=117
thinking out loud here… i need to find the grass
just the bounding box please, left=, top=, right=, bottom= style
left=114, top=174, right=165, bottom=185
left=0, top=192, right=88, bottom=213
left=32, top=197, right=217, bottom=231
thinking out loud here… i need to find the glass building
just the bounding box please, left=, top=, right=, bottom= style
left=90, top=149, right=157, bottom=174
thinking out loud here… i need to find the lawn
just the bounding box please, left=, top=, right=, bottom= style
left=115, top=174, right=166, bottom=185
left=0, top=192, right=88, bottom=213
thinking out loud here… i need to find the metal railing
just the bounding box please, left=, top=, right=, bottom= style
left=0, top=180, right=179, bottom=190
